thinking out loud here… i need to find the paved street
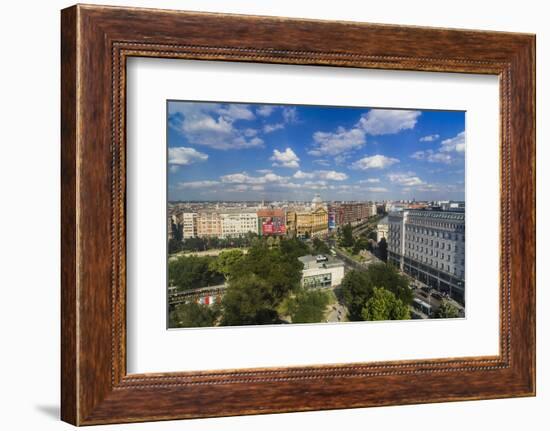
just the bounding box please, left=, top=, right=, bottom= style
left=326, top=300, right=348, bottom=323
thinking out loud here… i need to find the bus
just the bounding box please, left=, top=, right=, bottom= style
left=413, top=298, right=432, bottom=317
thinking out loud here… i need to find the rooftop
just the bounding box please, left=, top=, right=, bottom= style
left=257, top=208, right=285, bottom=217
left=298, top=254, right=344, bottom=270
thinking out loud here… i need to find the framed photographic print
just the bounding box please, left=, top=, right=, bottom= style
left=61, top=4, right=536, bottom=425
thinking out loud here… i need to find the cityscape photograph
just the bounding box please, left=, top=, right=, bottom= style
left=166, top=100, right=466, bottom=329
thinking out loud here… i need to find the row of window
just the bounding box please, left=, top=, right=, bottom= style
left=405, top=227, right=463, bottom=241
left=407, top=249, right=464, bottom=265
left=407, top=239, right=457, bottom=252
left=406, top=253, right=464, bottom=277
left=407, top=244, right=455, bottom=258
left=408, top=219, right=465, bottom=231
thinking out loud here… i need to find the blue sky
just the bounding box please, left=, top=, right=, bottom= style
left=167, top=101, right=465, bottom=202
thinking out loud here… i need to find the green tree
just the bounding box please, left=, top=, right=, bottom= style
left=366, top=263, right=413, bottom=305
left=341, top=263, right=412, bottom=320
left=361, top=287, right=410, bottom=321
left=352, top=237, right=369, bottom=255
left=169, top=302, right=219, bottom=328
left=341, top=270, right=374, bottom=320
left=377, top=237, right=388, bottom=262
left=279, top=237, right=310, bottom=259
left=434, top=300, right=460, bottom=318
left=221, top=274, right=279, bottom=326
left=230, top=241, right=303, bottom=304
left=168, top=255, right=224, bottom=291
left=209, top=249, right=244, bottom=280
left=312, top=237, right=330, bottom=255
left=181, top=236, right=207, bottom=252
left=284, top=288, right=332, bottom=323
left=168, top=238, right=183, bottom=255
left=340, top=223, right=354, bottom=248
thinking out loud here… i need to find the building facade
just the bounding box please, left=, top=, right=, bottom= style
left=182, top=212, right=197, bottom=239
left=387, top=209, right=465, bottom=304
left=286, top=194, right=329, bottom=238
left=298, top=255, right=345, bottom=289
left=376, top=216, right=389, bottom=242
left=291, top=207, right=329, bottom=238
left=220, top=211, right=258, bottom=237
left=196, top=212, right=222, bottom=238
left=257, top=208, right=286, bottom=236
left=333, top=202, right=376, bottom=226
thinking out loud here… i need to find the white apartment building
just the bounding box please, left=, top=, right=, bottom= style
left=387, top=209, right=465, bottom=305
left=368, top=202, right=378, bottom=217
left=220, top=211, right=258, bottom=238
left=182, top=212, right=197, bottom=239
left=376, top=216, right=389, bottom=242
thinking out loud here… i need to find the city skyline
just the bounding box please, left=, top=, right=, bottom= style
left=167, top=101, right=465, bottom=202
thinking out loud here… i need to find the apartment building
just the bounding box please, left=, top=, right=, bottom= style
left=388, top=209, right=466, bottom=304
left=196, top=212, right=222, bottom=238
left=182, top=212, right=197, bottom=239
left=220, top=211, right=258, bottom=237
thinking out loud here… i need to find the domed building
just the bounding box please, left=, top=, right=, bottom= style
left=311, top=193, right=323, bottom=209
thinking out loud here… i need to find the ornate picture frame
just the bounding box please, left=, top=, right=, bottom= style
left=61, top=4, right=535, bottom=425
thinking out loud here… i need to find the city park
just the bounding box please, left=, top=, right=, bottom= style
left=167, top=216, right=461, bottom=328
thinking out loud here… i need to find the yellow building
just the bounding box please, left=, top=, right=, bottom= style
left=287, top=195, right=329, bottom=238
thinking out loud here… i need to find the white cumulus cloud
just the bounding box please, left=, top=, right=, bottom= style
left=256, top=105, right=275, bottom=117
left=351, top=155, right=400, bottom=170
left=168, top=147, right=208, bottom=167
left=293, top=170, right=316, bottom=180
left=308, top=108, right=420, bottom=157
left=441, top=131, right=465, bottom=153
left=310, top=127, right=366, bottom=156
left=220, top=172, right=287, bottom=185
left=419, top=134, right=440, bottom=142
left=263, top=123, right=285, bottom=133
left=168, top=102, right=262, bottom=150
left=271, top=148, right=300, bottom=168
left=282, top=107, right=298, bottom=123
left=175, top=180, right=220, bottom=189
left=358, top=109, right=421, bottom=135
left=410, top=130, right=465, bottom=164
left=388, top=172, right=425, bottom=186
left=293, top=170, right=348, bottom=181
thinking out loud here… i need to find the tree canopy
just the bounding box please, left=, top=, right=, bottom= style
left=284, top=288, right=332, bottom=324
left=221, top=274, right=279, bottom=326
left=352, top=237, right=370, bottom=255
left=208, top=249, right=244, bottom=280
left=229, top=240, right=304, bottom=305
left=169, top=302, right=219, bottom=328
left=311, top=237, right=330, bottom=255
left=434, top=300, right=460, bottom=318
left=341, top=270, right=374, bottom=320
left=341, top=263, right=412, bottom=320
left=339, top=223, right=354, bottom=248
left=361, top=287, right=410, bottom=321
left=168, top=255, right=224, bottom=291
